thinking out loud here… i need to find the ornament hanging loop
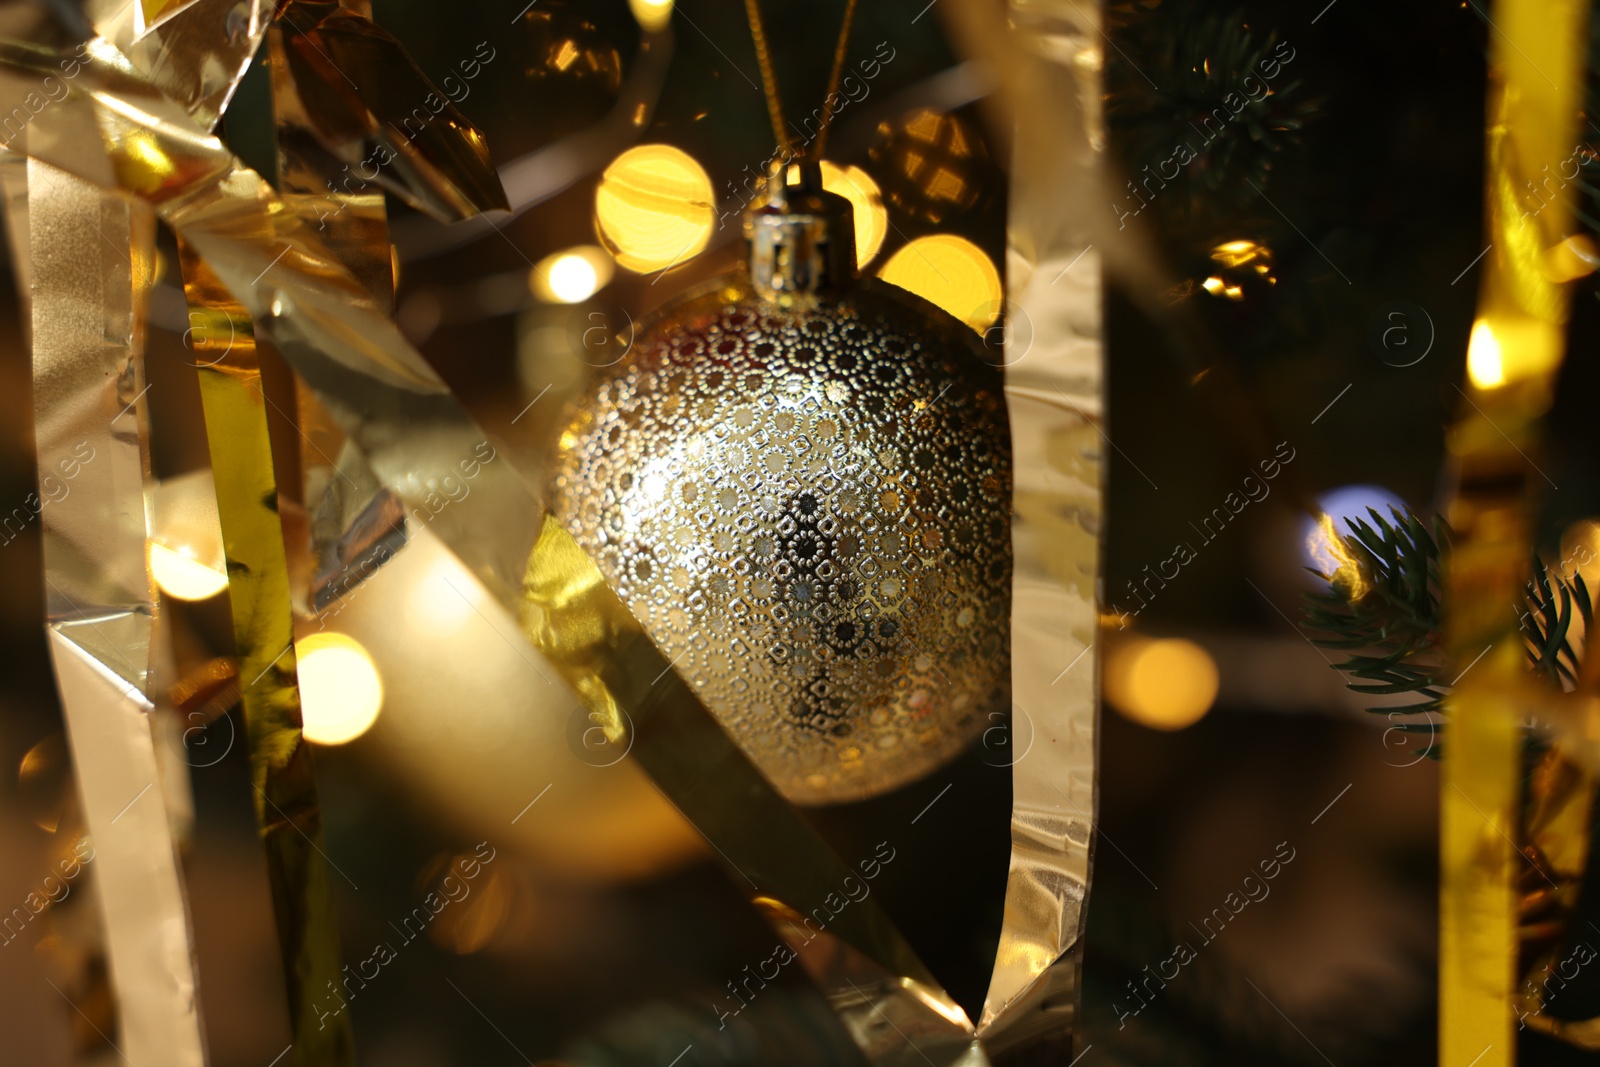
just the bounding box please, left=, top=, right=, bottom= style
left=743, top=0, right=859, bottom=161
left=745, top=160, right=857, bottom=303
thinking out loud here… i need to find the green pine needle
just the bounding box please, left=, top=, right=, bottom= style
left=1302, top=507, right=1590, bottom=751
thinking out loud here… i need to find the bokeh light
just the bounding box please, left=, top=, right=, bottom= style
left=18, top=734, right=69, bottom=833
left=1467, top=319, right=1504, bottom=388
left=629, top=0, right=673, bottom=32
left=409, top=555, right=479, bottom=632
left=524, top=11, right=622, bottom=92
left=549, top=256, right=597, bottom=302
left=421, top=852, right=522, bottom=955
left=819, top=161, right=888, bottom=267
left=1303, top=484, right=1409, bottom=579
left=594, top=145, right=714, bottom=274
left=531, top=245, right=613, bottom=304
left=1203, top=238, right=1276, bottom=301
left=149, top=543, right=230, bottom=601
left=877, top=235, right=1001, bottom=332
left=1105, top=637, right=1219, bottom=730
left=148, top=470, right=228, bottom=601
left=869, top=109, right=983, bottom=223
left=297, top=633, right=384, bottom=745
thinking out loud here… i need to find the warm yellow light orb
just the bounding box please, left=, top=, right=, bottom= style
left=819, top=161, right=888, bottom=267
left=628, top=0, right=673, bottom=32
left=532, top=245, right=613, bottom=304
left=594, top=145, right=714, bottom=274
left=1467, top=319, right=1504, bottom=389
left=148, top=470, right=229, bottom=600
left=297, top=633, right=383, bottom=745
left=1106, top=637, right=1219, bottom=731
left=877, top=234, right=1001, bottom=333
left=148, top=543, right=230, bottom=601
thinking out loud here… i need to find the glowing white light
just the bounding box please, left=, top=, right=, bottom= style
left=532, top=246, right=613, bottom=304
left=548, top=255, right=599, bottom=303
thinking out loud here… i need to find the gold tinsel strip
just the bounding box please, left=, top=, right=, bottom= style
left=2, top=148, right=207, bottom=1066
left=1442, top=1, right=1590, bottom=1064
left=178, top=241, right=355, bottom=1067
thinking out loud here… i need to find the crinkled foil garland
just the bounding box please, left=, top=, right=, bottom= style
left=167, top=2, right=512, bottom=1063
left=123, top=3, right=356, bottom=1063
left=178, top=241, right=356, bottom=1066
left=0, top=2, right=268, bottom=1062
left=1440, top=0, right=1589, bottom=1064
left=0, top=4, right=1103, bottom=1062
left=174, top=2, right=525, bottom=1058
left=925, top=0, right=1105, bottom=1053
left=0, top=149, right=207, bottom=1067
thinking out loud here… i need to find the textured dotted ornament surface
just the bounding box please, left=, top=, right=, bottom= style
left=551, top=277, right=1012, bottom=804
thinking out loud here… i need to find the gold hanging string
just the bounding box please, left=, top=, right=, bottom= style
left=813, top=0, right=857, bottom=158
left=743, top=0, right=858, bottom=160
left=743, top=0, right=791, bottom=156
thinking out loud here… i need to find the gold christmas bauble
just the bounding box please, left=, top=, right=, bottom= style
left=550, top=165, right=1011, bottom=804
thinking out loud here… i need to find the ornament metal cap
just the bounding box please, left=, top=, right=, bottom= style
left=744, top=160, right=857, bottom=302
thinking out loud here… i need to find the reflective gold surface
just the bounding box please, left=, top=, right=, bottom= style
left=1, top=150, right=206, bottom=1067
left=271, top=1, right=507, bottom=223
left=0, top=6, right=1094, bottom=1061
left=88, top=0, right=268, bottom=133
left=180, top=241, right=355, bottom=1067
left=1441, top=0, right=1590, bottom=1063
left=949, top=0, right=1104, bottom=1050
left=1513, top=743, right=1600, bottom=1046
left=0, top=8, right=512, bottom=1062
left=0, top=4, right=272, bottom=1060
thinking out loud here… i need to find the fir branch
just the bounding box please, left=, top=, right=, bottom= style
left=1302, top=507, right=1589, bottom=741
left=1106, top=6, right=1319, bottom=210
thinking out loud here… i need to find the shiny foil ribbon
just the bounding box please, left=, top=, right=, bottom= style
left=1513, top=743, right=1600, bottom=1046
left=0, top=148, right=206, bottom=1067
left=1441, top=1, right=1590, bottom=1064
left=140, top=4, right=361, bottom=1062
left=179, top=241, right=356, bottom=1066
left=0, top=0, right=270, bottom=1056
left=171, top=3, right=512, bottom=1063
left=931, top=0, right=1105, bottom=1054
